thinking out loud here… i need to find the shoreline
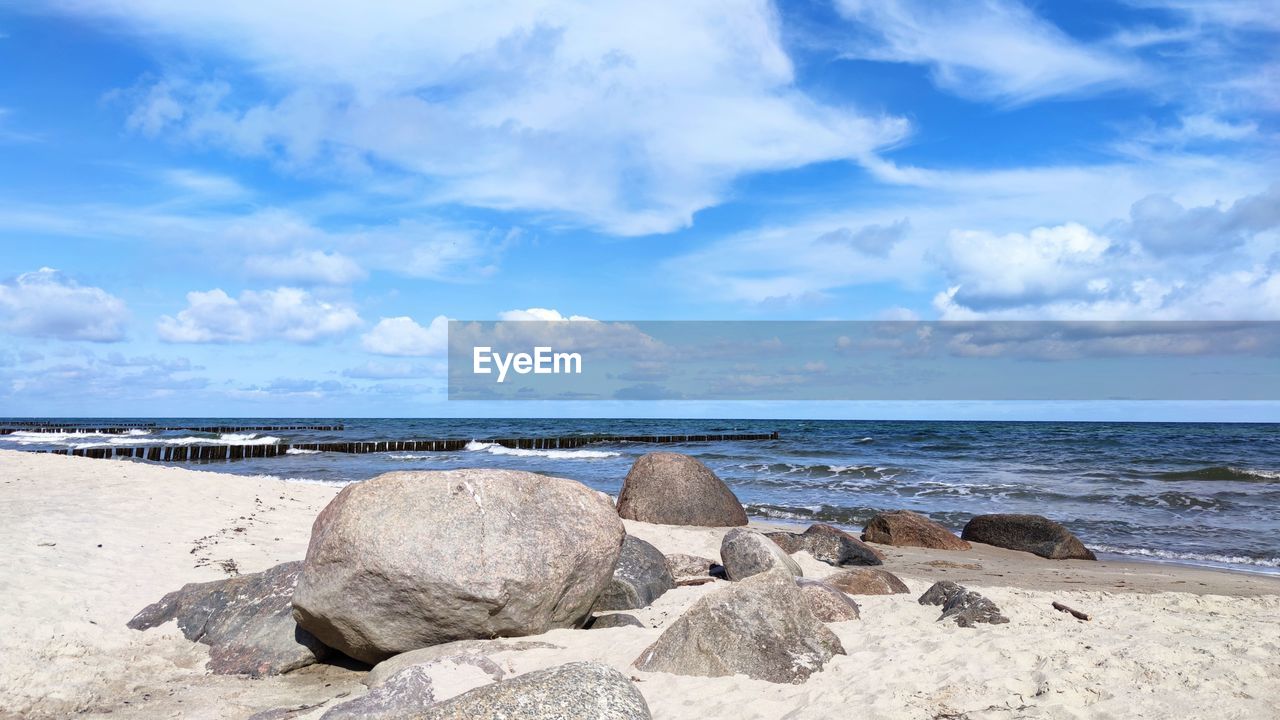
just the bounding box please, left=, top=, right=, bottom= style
left=4, top=443, right=1276, bottom=581
left=2, top=449, right=1278, bottom=718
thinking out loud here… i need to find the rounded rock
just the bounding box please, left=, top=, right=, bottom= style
left=616, top=453, right=747, bottom=527
left=292, top=469, right=624, bottom=664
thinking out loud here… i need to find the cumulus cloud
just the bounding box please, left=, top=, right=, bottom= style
left=834, top=0, right=1139, bottom=103
left=361, top=315, right=449, bottom=356
left=940, top=223, right=1116, bottom=308
left=157, top=287, right=361, bottom=343
left=58, top=0, right=908, bottom=235
left=0, top=268, right=129, bottom=342
left=1124, top=184, right=1280, bottom=255
left=244, top=249, right=366, bottom=284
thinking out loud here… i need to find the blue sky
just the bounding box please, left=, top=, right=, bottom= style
left=0, top=0, right=1277, bottom=418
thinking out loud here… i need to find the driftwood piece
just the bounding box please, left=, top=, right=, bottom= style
left=675, top=577, right=716, bottom=587
left=1052, top=601, right=1091, bottom=621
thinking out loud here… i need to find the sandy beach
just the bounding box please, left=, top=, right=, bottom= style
left=2, top=449, right=1277, bottom=719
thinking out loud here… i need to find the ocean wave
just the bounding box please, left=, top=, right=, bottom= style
left=242, top=473, right=351, bottom=486
left=463, top=440, right=620, bottom=459
left=1153, top=466, right=1279, bottom=483
left=736, top=461, right=905, bottom=481
left=286, top=448, right=321, bottom=455
left=1092, top=544, right=1280, bottom=568
left=744, top=502, right=878, bottom=527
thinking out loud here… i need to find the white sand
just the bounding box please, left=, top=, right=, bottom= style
left=2, top=449, right=1277, bottom=719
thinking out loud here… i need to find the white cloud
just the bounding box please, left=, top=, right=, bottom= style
left=0, top=268, right=129, bottom=342
left=56, top=0, right=909, bottom=235
left=244, top=249, right=366, bottom=285
left=834, top=0, right=1139, bottom=103
left=1124, top=184, right=1280, bottom=256
left=933, top=266, right=1280, bottom=321
left=157, top=287, right=360, bottom=343
left=498, top=307, right=595, bottom=322
left=666, top=152, right=1275, bottom=310
left=361, top=315, right=449, bottom=356
left=941, top=223, right=1115, bottom=308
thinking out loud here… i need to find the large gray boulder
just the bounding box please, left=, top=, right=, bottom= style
left=918, top=581, right=1009, bottom=627
left=796, top=578, right=861, bottom=622
left=616, top=453, right=747, bottom=527
left=765, top=524, right=883, bottom=567
left=414, top=661, right=651, bottom=719
left=128, top=561, right=327, bottom=677
left=961, top=514, right=1096, bottom=560
left=594, top=535, right=675, bottom=611
left=633, top=569, right=844, bottom=684
left=720, top=528, right=802, bottom=580
left=293, top=469, right=625, bottom=664
left=862, top=510, right=971, bottom=551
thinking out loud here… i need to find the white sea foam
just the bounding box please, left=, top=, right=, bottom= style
left=464, top=440, right=619, bottom=459
left=1092, top=545, right=1280, bottom=569
left=286, top=448, right=321, bottom=455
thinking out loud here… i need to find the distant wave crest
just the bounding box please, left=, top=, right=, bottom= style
left=1154, top=466, right=1279, bottom=483
left=464, top=440, right=619, bottom=459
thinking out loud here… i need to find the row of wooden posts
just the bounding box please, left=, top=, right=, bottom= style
left=0, top=424, right=344, bottom=435
left=33, top=432, right=780, bottom=463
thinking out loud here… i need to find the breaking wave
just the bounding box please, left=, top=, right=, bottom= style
left=463, top=441, right=619, bottom=459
